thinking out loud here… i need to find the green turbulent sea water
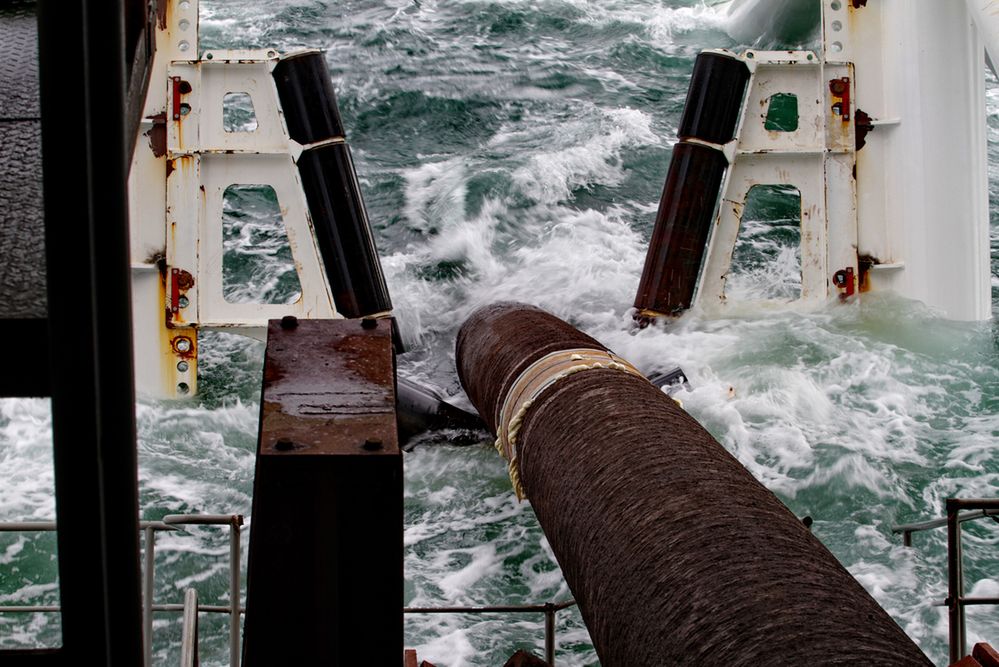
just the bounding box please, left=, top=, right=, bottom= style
left=3, top=1, right=999, bottom=665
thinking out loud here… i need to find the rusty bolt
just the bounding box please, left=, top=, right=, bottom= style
left=362, top=318, right=378, bottom=330
left=280, top=315, right=299, bottom=329
left=362, top=438, right=383, bottom=451
left=275, top=438, right=295, bottom=451
left=173, top=336, right=193, bottom=354
left=175, top=270, right=195, bottom=290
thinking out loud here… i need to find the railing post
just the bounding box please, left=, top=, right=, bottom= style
left=0, top=515, right=245, bottom=662
left=180, top=588, right=199, bottom=667
left=544, top=602, right=556, bottom=666
left=145, top=525, right=155, bottom=667
left=947, top=499, right=964, bottom=663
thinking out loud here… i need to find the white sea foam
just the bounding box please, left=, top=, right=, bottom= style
left=435, top=544, right=504, bottom=601
left=463, top=207, right=647, bottom=326
left=0, top=603, right=56, bottom=649
left=576, top=1, right=732, bottom=46
left=0, top=537, right=26, bottom=566
left=0, top=399, right=55, bottom=521
left=0, top=582, right=58, bottom=604
left=511, top=107, right=659, bottom=205
left=643, top=4, right=732, bottom=45
left=406, top=619, right=479, bottom=667
left=403, top=157, right=469, bottom=235
left=402, top=443, right=588, bottom=664
left=726, top=241, right=802, bottom=302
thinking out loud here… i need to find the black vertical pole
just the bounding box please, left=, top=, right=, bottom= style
left=35, top=0, right=144, bottom=662
left=947, top=499, right=963, bottom=664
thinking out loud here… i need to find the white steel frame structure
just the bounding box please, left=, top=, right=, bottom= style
left=129, top=0, right=339, bottom=398
left=695, top=0, right=992, bottom=322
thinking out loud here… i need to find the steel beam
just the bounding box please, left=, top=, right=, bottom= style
left=242, top=318, right=402, bottom=665
left=17, top=0, right=148, bottom=663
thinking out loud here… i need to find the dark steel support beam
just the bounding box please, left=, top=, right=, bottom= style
left=23, top=0, right=144, bottom=663
left=948, top=501, right=963, bottom=664
left=243, top=318, right=403, bottom=665
left=0, top=319, right=49, bottom=397
left=456, top=302, right=932, bottom=666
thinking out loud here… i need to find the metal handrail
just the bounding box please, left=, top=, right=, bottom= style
left=892, top=508, right=999, bottom=546
left=0, top=603, right=244, bottom=614
left=1, top=517, right=573, bottom=666
left=892, top=498, right=999, bottom=663
left=0, top=514, right=243, bottom=667
left=403, top=599, right=577, bottom=665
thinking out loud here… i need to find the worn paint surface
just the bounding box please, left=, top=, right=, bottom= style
left=243, top=315, right=402, bottom=665
left=130, top=1, right=368, bottom=396
left=259, top=317, right=398, bottom=456
left=694, top=47, right=857, bottom=313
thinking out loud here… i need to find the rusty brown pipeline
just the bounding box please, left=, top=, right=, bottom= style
left=455, top=302, right=931, bottom=666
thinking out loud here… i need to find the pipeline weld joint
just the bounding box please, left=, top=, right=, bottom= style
left=495, top=348, right=646, bottom=500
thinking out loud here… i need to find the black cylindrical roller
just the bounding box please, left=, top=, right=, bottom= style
left=634, top=141, right=727, bottom=317
left=678, top=50, right=751, bottom=144
left=297, top=142, right=392, bottom=318
left=273, top=50, right=345, bottom=144
left=456, top=302, right=932, bottom=667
